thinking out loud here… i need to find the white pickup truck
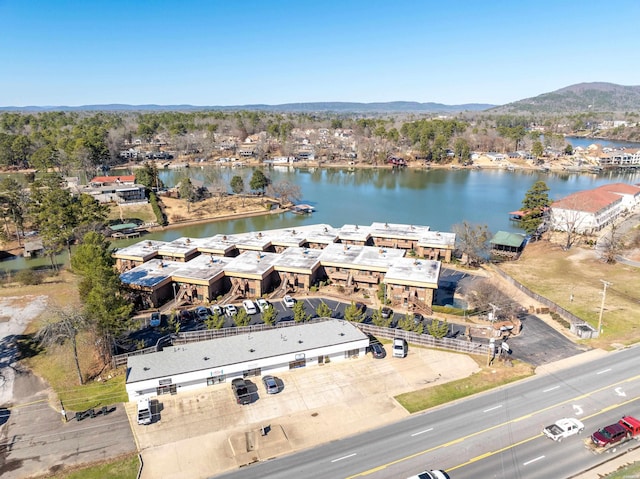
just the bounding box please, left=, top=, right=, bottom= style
left=543, top=417, right=585, bottom=441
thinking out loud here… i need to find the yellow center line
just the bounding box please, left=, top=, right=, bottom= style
left=346, top=374, right=640, bottom=478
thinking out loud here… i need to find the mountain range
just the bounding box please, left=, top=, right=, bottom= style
left=2, top=82, right=639, bottom=114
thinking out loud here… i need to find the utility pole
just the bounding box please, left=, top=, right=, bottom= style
left=597, top=280, right=612, bottom=335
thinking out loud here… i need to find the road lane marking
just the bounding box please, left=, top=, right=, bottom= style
left=332, top=453, right=356, bottom=463
left=346, top=374, right=640, bottom=479
left=543, top=386, right=560, bottom=392
left=523, top=455, right=545, bottom=466
left=411, top=428, right=433, bottom=437
left=596, top=368, right=612, bottom=375
left=483, top=405, right=503, bottom=413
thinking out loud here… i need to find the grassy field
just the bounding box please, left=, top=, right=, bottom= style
left=37, top=453, right=139, bottom=479
left=395, top=356, right=534, bottom=413
left=499, top=241, right=640, bottom=349
left=107, top=203, right=156, bottom=224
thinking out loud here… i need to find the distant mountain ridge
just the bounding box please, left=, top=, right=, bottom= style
left=491, top=82, right=640, bottom=114
left=3, top=83, right=639, bottom=114
left=0, top=101, right=495, bottom=113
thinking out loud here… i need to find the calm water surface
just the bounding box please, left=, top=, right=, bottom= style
left=5, top=165, right=640, bottom=271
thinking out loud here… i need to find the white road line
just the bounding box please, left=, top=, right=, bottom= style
left=483, top=405, right=503, bottom=413
left=523, top=455, right=545, bottom=466
left=596, top=368, right=612, bottom=375
left=543, top=386, right=560, bottom=392
left=331, top=453, right=357, bottom=463
left=411, top=428, right=434, bottom=437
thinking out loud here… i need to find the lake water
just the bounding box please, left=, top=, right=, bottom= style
left=132, top=165, right=640, bottom=241
left=5, top=158, right=640, bottom=272
left=566, top=136, right=640, bottom=149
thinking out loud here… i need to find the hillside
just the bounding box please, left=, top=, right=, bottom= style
left=0, top=101, right=495, bottom=114
left=490, top=82, right=640, bottom=114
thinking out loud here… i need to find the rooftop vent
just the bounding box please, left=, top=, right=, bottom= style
left=143, top=367, right=150, bottom=371
left=249, top=348, right=255, bottom=353
left=203, top=356, right=209, bottom=361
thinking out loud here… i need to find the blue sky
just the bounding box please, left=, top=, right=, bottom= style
left=1, top=0, right=638, bottom=107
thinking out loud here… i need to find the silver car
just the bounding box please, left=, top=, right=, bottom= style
left=262, top=375, right=280, bottom=394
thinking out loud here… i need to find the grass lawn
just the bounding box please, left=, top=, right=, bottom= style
left=395, top=355, right=534, bottom=413
left=107, top=203, right=156, bottom=224
left=499, top=241, right=640, bottom=349
left=604, top=460, right=640, bottom=479
left=38, top=453, right=139, bottom=479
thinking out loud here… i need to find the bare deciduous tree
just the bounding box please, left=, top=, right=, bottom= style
left=267, top=180, right=301, bottom=207
left=35, top=308, right=90, bottom=385
left=452, top=221, right=492, bottom=266
left=599, top=223, right=623, bottom=264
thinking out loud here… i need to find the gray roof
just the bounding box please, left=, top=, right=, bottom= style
left=273, top=247, right=322, bottom=273
left=119, top=258, right=180, bottom=288
left=318, top=242, right=405, bottom=271
left=113, top=239, right=166, bottom=261
left=126, top=319, right=368, bottom=384
left=384, top=257, right=441, bottom=287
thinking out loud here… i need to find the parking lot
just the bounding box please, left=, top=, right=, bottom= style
left=126, top=343, right=480, bottom=479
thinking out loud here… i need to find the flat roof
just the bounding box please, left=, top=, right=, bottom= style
left=418, top=231, right=456, bottom=249
left=318, top=243, right=405, bottom=271
left=157, top=237, right=200, bottom=258
left=369, top=222, right=430, bottom=240
left=215, top=232, right=273, bottom=251
left=119, top=258, right=182, bottom=288
left=126, top=319, right=368, bottom=384
left=383, top=257, right=441, bottom=288
left=273, top=247, right=322, bottom=273
left=223, top=250, right=280, bottom=278
left=113, top=240, right=167, bottom=261
left=171, top=254, right=232, bottom=284
left=337, top=224, right=372, bottom=242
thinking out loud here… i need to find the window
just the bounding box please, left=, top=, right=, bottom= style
left=289, top=359, right=305, bottom=369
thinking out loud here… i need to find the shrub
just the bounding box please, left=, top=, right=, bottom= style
left=15, top=269, right=44, bottom=285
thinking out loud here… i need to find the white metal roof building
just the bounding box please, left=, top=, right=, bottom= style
left=125, top=319, right=369, bottom=401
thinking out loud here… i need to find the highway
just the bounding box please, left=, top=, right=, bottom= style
left=213, top=345, right=640, bottom=479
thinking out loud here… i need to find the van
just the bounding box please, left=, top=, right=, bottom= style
left=393, top=338, right=408, bottom=358
left=242, top=299, right=257, bottom=315
left=137, top=398, right=152, bottom=425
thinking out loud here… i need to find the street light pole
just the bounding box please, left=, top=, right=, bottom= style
left=597, top=279, right=612, bottom=335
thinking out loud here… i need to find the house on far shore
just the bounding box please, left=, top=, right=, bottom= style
left=490, top=231, right=526, bottom=259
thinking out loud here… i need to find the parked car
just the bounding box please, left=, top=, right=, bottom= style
left=370, top=342, right=386, bottom=359
left=150, top=312, right=161, bottom=328
left=413, top=313, right=424, bottom=325
left=256, top=298, right=271, bottom=312
left=194, top=306, right=210, bottom=321
left=283, top=295, right=296, bottom=308
left=355, top=302, right=367, bottom=313
left=393, top=338, right=408, bottom=358
left=210, top=304, right=223, bottom=316
left=225, top=304, right=238, bottom=316
left=231, top=378, right=251, bottom=405
left=179, top=309, right=192, bottom=323
left=381, top=307, right=393, bottom=319
left=262, top=375, right=280, bottom=394
left=242, top=299, right=258, bottom=315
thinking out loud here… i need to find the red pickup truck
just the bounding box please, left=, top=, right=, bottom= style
left=586, top=416, right=640, bottom=453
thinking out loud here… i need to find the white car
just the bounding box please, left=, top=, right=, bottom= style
left=210, top=304, right=223, bottom=316
left=407, top=470, right=449, bottom=479
left=224, top=304, right=238, bottom=316
left=543, top=417, right=585, bottom=441
left=256, top=298, right=271, bottom=312
left=242, top=299, right=258, bottom=315
left=283, top=295, right=296, bottom=308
